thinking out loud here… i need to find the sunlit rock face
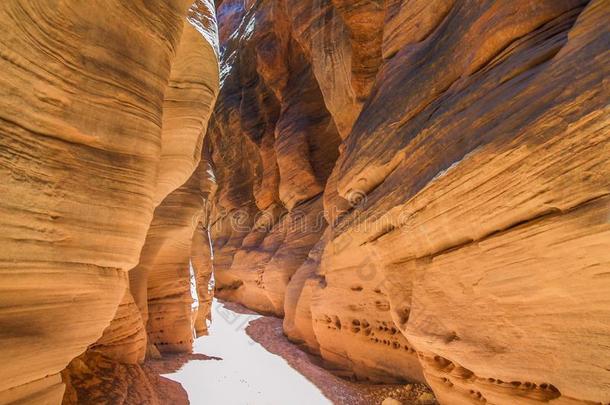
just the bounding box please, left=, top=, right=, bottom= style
left=61, top=142, right=219, bottom=403
left=0, top=0, right=218, bottom=403
left=141, top=144, right=218, bottom=355
left=191, top=220, right=216, bottom=337
left=1, top=0, right=608, bottom=403
left=210, top=0, right=610, bottom=402
left=61, top=2, right=220, bottom=402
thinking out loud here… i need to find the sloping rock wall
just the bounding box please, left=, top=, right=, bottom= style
left=210, top=0, right=609, bottom=403
left=60, top=1, right=220, bottom=399
left=0, top=0, right=219, bottom=403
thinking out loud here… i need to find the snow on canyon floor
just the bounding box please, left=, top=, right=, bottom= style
left=155, top=299, right=436, bottom=405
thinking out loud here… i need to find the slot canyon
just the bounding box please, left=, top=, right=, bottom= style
left=0, top=0, right=609, bottom=404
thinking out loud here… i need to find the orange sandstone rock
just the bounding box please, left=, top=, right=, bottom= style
left=211, top=0, right=609, bottom=403
left=0, top=0, right=205, bottom=402
left=1, top=0, right=609, bottom=404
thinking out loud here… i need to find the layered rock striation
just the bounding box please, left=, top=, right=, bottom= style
left=209, top=0, right=610, bottom=403
left=0, top=0, right=218, bottom=403
left=1, top=0, right=608, bottom=404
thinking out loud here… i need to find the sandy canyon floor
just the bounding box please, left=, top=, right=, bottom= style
left=146, top=300, right=437, bottom=405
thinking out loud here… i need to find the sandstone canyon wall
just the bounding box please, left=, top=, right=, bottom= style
left=0, top=0, right=219, bottom=403
left=1, top=0, right=609, bottom=404
left=209, top=0, right=610, bottom=404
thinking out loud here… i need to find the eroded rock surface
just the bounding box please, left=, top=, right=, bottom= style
left=61, top=7, right=220, bottom=396
left=0, top=0, right=218, bottom=403
left=1, top=0, right=608, bottom=404
left=209, top=0, right=610, bottom=403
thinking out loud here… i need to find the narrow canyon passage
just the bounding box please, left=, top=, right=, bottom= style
left=160, top=299, right=435, bottom=405
left=0, top=0, right=608, bottom=404
left=163, top=299, right=330, bottom=405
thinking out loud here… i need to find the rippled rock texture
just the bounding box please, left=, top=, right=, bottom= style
left=0, top=0, right=218, bottom=403
left=1, top=0, right=609, bottom=404
left=210, top=0, right=609, bottom=403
